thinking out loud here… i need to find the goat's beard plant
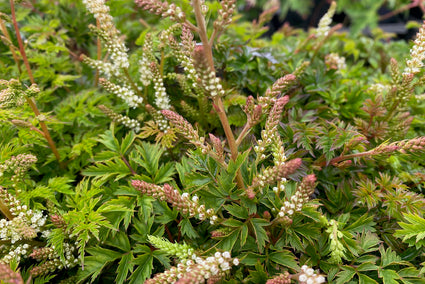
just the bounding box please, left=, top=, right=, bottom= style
left=1, top=0, right=425, bottom=283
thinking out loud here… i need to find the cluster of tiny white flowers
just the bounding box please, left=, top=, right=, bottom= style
left=116, top=115, right=141, bottom=133
left=51, top=243, right=79, bottom=269
left=82, top=0, right=113, bottom=30
left=201, top=71, right=225, bottom=97
left=298, top=265, right=326, bottom=284
left=0, top=209, right=46, bottom=244
left=255, top=128, right=283, bottom=162
left=83, top=58, right=119, bottom=78
left=107, top=37, right=129, bottom=69
left=368, top=83, right=389, bottom=94
left=277, top=198, right=301, bottom=219
left=325, top=53, right=346, bottom=71
left=139, top=56, right=153, bottom=86
left=273, top=177, right=287, bottom=195
left=83, top=0, right=129, bottom=69
left=164, top=3, right=185, bottom=22
left=175, top=51, right=199, bottom=89
left=101, top=80, right=143, bottom=108
left=0, top=243, right=30, bottom=263
left=404, top=22, right=425, bottom=75
left=152, top=110, right=169, bottom=131
left=178, top=251, right=239, bottom=279
left=153, top=75, right=171, bottom=110
left=316, top=2, right=336, bottom=38
left=181, top=194, right=218, bottom=225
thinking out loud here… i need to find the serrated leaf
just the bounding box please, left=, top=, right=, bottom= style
left=129, top=254, right=153, bottom=284
left=116, top=253, right=133, bottom=284
left=335, top=267, right=356, bottom=284
left=250, top=218, right=269, bottom=253
left=216, top=229, right=240, bottom=251
left=105, top=231, right=131, bottom=252
left=345, top=214, right=376, bottom=233
left=224, top=204, right=249, bottom=219
left=268, top=251, right=299, bottom=270
left=357, top=262, right=379, bottom=272
left=179, top=218, right=199, bottom=239
left=379, top=269, right=400, bottom=284
left=359, top=274, right=379, bottom=284
left=120, top=131, right=135, bottom=155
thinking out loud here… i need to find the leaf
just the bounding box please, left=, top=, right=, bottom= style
left=216, top=229, right=240, bottom=251
left=116, top=253, right=133, bottom=284
left=248, top=261, right=268, bottom=284
left=105, top=231, right=131, bottom=252
left=379, top=246, right=409, bottom=267
left=359, top=274, right=379, bottom=284
left=395, top=213, right=425, bottom=249
left=154, top=162, right=175, bottom=184
left=133, top=143, right=165, bottom=177
left=224, top=204, right=249, bottom=219
left=240, top=252, right=266, bottom=266
left=78, top=247, right=122, bottom=282
left=335, top=267, right=356, bottom=284
left=98, top=130, right=120, bottom=152
left=379, top=269, right=400, bottom=284
left=179, top=218, right=199, bottom=239
left=129, top=254, right=153, bottom=284
left=250, top=218, right=270, bottom=253
left=357, top=262, right=379, bottom=272
left=120, top=131, right=135, bottom=155
left=345, top=214, right=376, bottom=234
left=268, top=251, right=299, bottom=270
left=82, top=158, right=131, bottom=182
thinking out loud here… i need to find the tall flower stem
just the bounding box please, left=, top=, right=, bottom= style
left=10, top=0, right=62, bottom=166
left=0, top=19, right=22, bottom=73
left=191, top=0, right=245, bottom=190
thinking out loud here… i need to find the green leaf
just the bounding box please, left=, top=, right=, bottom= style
left=359, top=274, right=379, bottom=284
left=379, top=269, right=400, bottom=284
left=250, top=218, right=270, bottom=253
left=179, top=218, right=199, bottom=239
left=240, top=252, right=266, bottom=266
left=380, top=246, right=408, bottom=267
left=268, top=251, right=299, bottom=270
left=216, top=229, right=240, bottom=251
left=154, top=162, right=175, bottom=184
left=248, top=261, right=268, bottom=284
left=241, top=224, right=248, bottom=247
left=98, top=130, right=120, bottom=152
left=224, top=204, right=249, bottom=219
left=222, top=219, right=244, bottom=227
left=120, top=131, right=135, bottom=155
left=105, top=231, right=131, bottom=252
left=116, top=253, right=133, bottom=284
left=129, top=254, right=153, bottom=284
left=336, top=267, right=356, bottom=284
left=358, top=262, right=379, bottom=272
left=345, top=214, right=376, bottom=234
left=395, top=213, right=425, bottom=249
left=133, top=143, right=165, bottom=177
left=78, top=247, right=122, bottom=282
left=82, top=158, right=131, bottom=182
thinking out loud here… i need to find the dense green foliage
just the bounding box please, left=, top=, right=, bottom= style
left=1, top=0, right=425, bottom=283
